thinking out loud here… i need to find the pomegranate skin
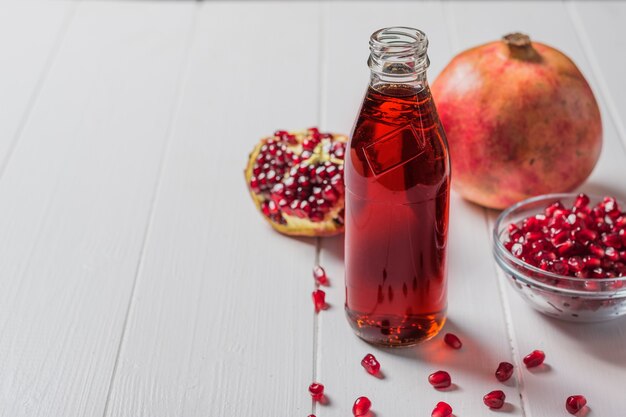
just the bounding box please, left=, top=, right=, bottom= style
left=432, top=33, right=602, bottom=209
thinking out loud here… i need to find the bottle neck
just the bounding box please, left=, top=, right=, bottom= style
left=367, top=27, right=430, bottom=95
left=369, top=71, right=429, bottom=95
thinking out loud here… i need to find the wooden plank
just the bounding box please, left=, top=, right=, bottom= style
left=569, top=1, right=626, bottom=157
left=447, top=1, right=626, bottom=415
left=0, top=1, right=74, bottom=172
left=103, top=3, right=321, bottom=416
left=318, top=2, right=523, bottom=416
left=0, top=2, right=196, bottom=416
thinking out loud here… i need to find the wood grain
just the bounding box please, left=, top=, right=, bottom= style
left=569, top=1, right=626, bottom=155
left=103, top=3, right=322, bottom=416
left=0, top=1, right=625, bottom=416
left=317, top=2, right=523, bottom=416
left=0, top=1, right=74, bottom=175
left=0, top=2, right=195, bottom=415
left=448, top=1, right=626, bottom=415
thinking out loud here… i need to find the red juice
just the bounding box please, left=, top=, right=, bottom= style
left=345, top=82, right=450, bottom=346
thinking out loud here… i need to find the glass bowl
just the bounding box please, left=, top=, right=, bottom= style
left=493, top=193, right=626, bottom=322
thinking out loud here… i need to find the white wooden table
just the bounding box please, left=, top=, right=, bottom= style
left=1, top=1, right=625, bottom=416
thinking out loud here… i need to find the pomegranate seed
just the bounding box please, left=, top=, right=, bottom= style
left=565, top=395, right=587, bottom=415
left=584, top=256, right=602, bottom=269
left=546, top=201, right=565, bottom=217
left=606, top=246, right=619, bottom=261
left=504, top=194, right=626, bottom=279
left=495, top=361, right=514, bottom=382
left=568, top=256, right=584, bottom=272
left=552, top=259, right=569, bottom=275
left=361, top=353, right=381, bottom=375
left=556, top=240, right=576, bottom=256
left=312, top=289, right=326, bottom=313
left=523, top=350, right=545, bottom=368
left=431, top=401, right=453, bottom=417
left=443, top=333, right=462, bottom=349
left=313, top=265, right=328, bottom=286
left=483, top=390, right=506, bottom=409
left=352, top=396, right=371, bottom=416
left=574, top=193, right=590, bottom=209
left=428, top=370, right=451, bottom=389
left=603, top=233, right=622, bottom=248
left=525, top=231, right=544, bottom=242
left=589, top=243, right=605, bottom=258
left=308, top=382, right=324, bottom=401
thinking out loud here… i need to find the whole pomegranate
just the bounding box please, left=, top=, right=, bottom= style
left=432, top=33, right=602, bottom=209
left=244, top=128, right=346, bottom=236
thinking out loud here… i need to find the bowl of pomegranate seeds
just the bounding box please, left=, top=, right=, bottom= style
left=493, top=193, right=626, bottom=322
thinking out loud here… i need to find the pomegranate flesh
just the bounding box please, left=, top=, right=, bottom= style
left=432, top=33, right=602, bottom=209
left=245, top=128, right=347, bottom=236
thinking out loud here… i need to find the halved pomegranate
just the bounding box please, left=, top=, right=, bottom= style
left=244, top=128, right=347, bottom=236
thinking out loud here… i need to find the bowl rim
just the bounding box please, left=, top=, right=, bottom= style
left=493, top=192, right=626, bottom=288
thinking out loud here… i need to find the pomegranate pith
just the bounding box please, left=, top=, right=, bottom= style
left=523, top=350, right=545, bottom=368
left=245, top=128, right=347, bottom=236
left=566, top=395, right=587, bottom=415
left=431, top=401, right=453, bottom=417
left=352, top=396, right=371, bottom=416
left=483, top=390, right=506, bottom=409
left=443, top=333, right=462, bottom=349
left=428, top=370, right=451, bottom=389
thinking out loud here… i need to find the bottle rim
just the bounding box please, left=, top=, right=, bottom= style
left=368, top=27, right=430, bottom=77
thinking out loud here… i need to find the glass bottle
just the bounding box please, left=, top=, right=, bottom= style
left=345, top=27, right=451, bottom=347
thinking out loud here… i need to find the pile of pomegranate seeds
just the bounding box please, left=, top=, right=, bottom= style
left=523, top=349, right=546, bottom=368
left=352, top=396, right=371, bottom=416
left=248, top=128, right=346, bottom=227
left=443, top=332, right=462, bottom=349
left=431, top=401, right=453, bottom=417
left=566, top=395, right=587, bottom=415
left=308, top=382, right=324, bottom=401
left=428, top=370, right=452, bottom=389
left=483, top=390, right=506, bottom=409
left=495, top=361, right=514, bottom=382
left=361, top=353, right=381, bottom=375
left=312, top=289, right=326, bottom=313
left=504, top=194, right=626, bottom=278
left=313, top=265, right=329, bottom=286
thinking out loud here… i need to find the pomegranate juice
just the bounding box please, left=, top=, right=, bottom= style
left=345, top=84, right=450, bottom=346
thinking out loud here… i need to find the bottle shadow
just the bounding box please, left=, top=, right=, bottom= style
left=378, top=318, right=515, bottom=385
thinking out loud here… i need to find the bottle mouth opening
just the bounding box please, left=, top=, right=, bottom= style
left=370, top=27, right=428, bottom=55
left=369, top=27, right=429, bottom=77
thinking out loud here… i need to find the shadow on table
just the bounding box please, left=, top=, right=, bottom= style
left=320, top=233, right=345, bottom=262
left=380, top=318, right=514, bottom=385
